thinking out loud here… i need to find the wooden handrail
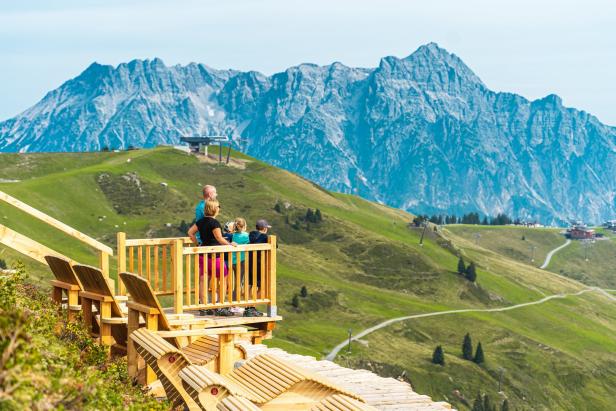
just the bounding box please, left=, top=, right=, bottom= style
left=0, top=190, right=113, bottom=255
left=118, top=234, right=278, bottom=316
left=0, top=223, right=75, bottom=265
left=125, top=237, right=193, bottom=247
left=182, top=243, right=272, bottom=254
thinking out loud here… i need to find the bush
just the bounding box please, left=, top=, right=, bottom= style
left=0, top=264, right=169, bottom=409
left=300, top=286, right=308, bottom=298
left=0, top=259, right=6, bottom=270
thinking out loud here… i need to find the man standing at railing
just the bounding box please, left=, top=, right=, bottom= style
left=244, top=219, right=271, bottom=317
left=195, top=185, right=217, bottom=244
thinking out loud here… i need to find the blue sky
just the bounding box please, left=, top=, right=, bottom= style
left=1, top=0, right=615, bottom=124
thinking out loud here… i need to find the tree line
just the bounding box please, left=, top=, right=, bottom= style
left=413, top=212, right=517, bottom=226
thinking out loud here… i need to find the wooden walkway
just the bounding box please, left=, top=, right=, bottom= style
left=239, top=343, right=455, bottom=411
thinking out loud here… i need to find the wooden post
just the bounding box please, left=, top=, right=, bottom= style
left=99, top=250, right=110, bottom=278
left=82, top=297, right=93, bottom=335
left=267, top=236, right=277, bottom=317
left=218, top=333, right=234, bottom=375
left=173, top=239, right=184, bottom=314
left=127, top=308, right=140, bottom=379
left=67, top=289, right=79, bottom=322
left=117, top=232, right=127, bottom=295
left=145, top=314, right=159, bottom=384
left=99, top=301, right=112, bottom=345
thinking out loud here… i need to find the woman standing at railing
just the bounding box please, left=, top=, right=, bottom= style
left=187, top=199, right=236, bottom=316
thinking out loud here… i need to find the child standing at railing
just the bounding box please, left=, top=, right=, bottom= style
left=230, top=218, right=249, bottom=312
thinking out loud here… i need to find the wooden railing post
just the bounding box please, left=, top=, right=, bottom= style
left=117, top=232, right=127, bottom=295
left=98, top=250, right=110, bottom=278
left=267, top=236, right=277, bottom=317
left=173, top=239, right=184, bottom=314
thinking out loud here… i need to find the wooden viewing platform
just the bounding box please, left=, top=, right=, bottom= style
left=0, top=189, right=455, bottom=410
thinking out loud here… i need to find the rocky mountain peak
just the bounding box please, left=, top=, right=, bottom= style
left=2, top=44, right=616, bottom=223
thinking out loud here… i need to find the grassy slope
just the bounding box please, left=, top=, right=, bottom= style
left=447, top=224, right=616, bottom=289
left=0, top=148, right=614, bottom=410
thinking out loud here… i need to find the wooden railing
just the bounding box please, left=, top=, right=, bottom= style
left=0, top=190, right=113, bottom=275
left=117, top=233, right=277, bottom=316
left=116, top=232, right=194, bottom=295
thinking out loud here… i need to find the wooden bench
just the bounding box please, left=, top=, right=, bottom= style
left=130, top=327, right=250, bottom=409
left=120, top=272, right=249, bottom=384
left=178, top=353, right=373, bottom=410
left=45, top=255, right=82, bottom=321
left=73, top=264, right=129, bottom=348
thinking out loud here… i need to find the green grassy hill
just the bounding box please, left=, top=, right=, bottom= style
left=447, top=224, right=616, bottom=289
left=1, top=147, right=615, bottom=410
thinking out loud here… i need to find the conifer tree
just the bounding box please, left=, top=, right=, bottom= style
left=472, top=393, right=484, bottom=411
left=0, top=259, right=6, bottom=270
left=457, top=257, right=466, bottom=275
left=483, top=394, right=494, bottom=411
left=466, top=262, right=477, bottom=282
left=474, top=342, right=485, bottom=364
left=315, top=209, right=323, bottom=222
left=306, top=208, right=314, bottom=223
left=300, top=286, right=308, bottom=297
left=500, top=399, right=510, bottom=411
left=291, top=294, right=300, bottom=309
left=431, top=345, right=445, bottom=365
left=462, top=333, right=473, bottom=360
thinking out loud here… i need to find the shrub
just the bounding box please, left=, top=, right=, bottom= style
left=300, top=286, right=308, bottom=298
left=0, top=259, right=6, bottom=270
left=0, top=264, right=169, bottom=409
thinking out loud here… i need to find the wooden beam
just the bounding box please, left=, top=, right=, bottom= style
left=125, top=237, right=193, bottom=246
left=183, top=243, right=271, bottom=255
left=0, top=223, right=73, bottom=265
left=0, top=190, right=113, bottom=255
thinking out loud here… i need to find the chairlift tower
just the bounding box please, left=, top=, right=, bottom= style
left=180, top=135, right=229, bottom=158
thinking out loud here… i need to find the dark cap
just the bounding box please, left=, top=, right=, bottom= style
left=256, top=219, right=271, bottom=229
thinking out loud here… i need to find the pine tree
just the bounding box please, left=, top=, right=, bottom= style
left=500, top=399, right=510, bottom=411
left=462, top=333, right=473, bottom=360
left=466, top=262, right=477, bottom=282
left=315, top=209, right=323, bottom=222
left=474, top=342, right=485, bottom=364
left=472, top=393, right=484, bottom=411
left=306, top=208, right=314, bottom=223
left=274, top=202, right=282, bottom=213
left=457, top=257, right=466, bottom=275
left=291, top=294, right=300, bottom=309
left=483, top=394, right=493, bottom=411
left=0, top=259, right=6, bottom=270
left=431, top=345, right=445, bottom=365
left=300, top=286, right=308, bottom=297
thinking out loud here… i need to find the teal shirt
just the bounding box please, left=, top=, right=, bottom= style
left=195, top=200, right=205, bottom=243
left=232, top=232, right=249, bottom=263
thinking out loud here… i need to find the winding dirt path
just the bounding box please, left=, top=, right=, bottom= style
left=539, top=239, right=571, bottom=269
left=325, top=287, right=608, bottom=361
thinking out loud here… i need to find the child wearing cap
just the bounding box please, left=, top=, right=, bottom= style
left=245, top=219, right=271, bottom=317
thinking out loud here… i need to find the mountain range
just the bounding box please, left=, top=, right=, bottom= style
left=2, top=43, right=615, bottom=224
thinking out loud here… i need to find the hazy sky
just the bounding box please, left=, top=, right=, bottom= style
left=1, top=0, right=615, bottom=124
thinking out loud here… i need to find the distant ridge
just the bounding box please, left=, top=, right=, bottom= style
left=2, top=43, right=616, bottom=224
